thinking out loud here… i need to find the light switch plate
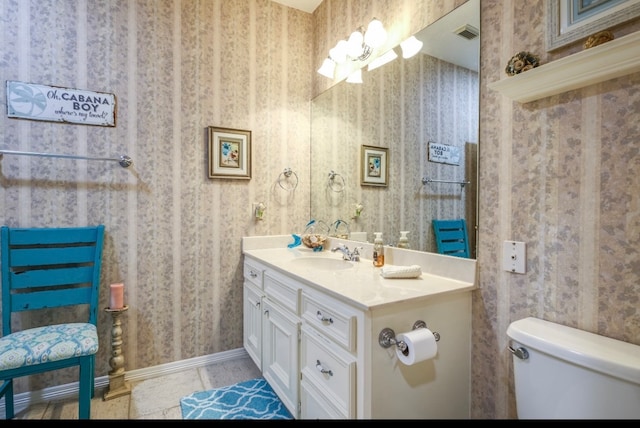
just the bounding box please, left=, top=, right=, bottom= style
left=503, top=241, right=526, bottom=274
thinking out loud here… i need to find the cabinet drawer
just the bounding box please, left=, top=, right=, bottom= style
left=300, top=378, right=346, bottom=419
left=301, top=292, right=356, bottom=351
left=243, top=258, right=264, bottom=289
left=300, top=325, right=355, bottom=418
left=263, top=270, right=301, bottom=314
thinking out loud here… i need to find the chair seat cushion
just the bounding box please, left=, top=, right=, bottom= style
left=0, top=323, right=98, bottom=371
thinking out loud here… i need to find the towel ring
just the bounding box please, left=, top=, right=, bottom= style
left=278, top=168, right=298, bottom=191
left=328, top=170, right=345, bottom=192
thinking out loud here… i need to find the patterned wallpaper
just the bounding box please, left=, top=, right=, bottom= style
left=476, top=0, right=640, bottom=419
left=1, top=0, right=639, bottom=420
left=1, top=0, right=312, bottom=392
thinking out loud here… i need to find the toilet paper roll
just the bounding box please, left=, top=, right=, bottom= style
left=395, top=328, right=438, bottom=365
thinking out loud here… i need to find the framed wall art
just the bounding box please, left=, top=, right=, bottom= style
left=547, top=0, right=640, bottom=51
left=360, top=145, right=388, bottom=187
left=208, top=126, right=251, bottom=179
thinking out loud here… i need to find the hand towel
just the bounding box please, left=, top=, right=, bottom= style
left=380, top=264, right=422, bottom=279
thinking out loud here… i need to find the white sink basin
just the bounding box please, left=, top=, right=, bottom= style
left=290, top=257, right=355, bottom=271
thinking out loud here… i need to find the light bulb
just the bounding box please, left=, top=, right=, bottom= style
left=329, top=40, right=348, bottom=64
left=364, top=19, right=387, bottom=49
left=347, top=30, right=364, bottom=59
left=317, top=58, right=336, bottom=78
left=400, top=36, right=423, bottom=59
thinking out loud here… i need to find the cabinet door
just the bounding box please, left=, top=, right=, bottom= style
left=243, top=281, right=263, bottom=370
left=262, top=298, right=300, bottom=419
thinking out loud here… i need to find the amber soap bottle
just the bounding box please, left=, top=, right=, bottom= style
left=373, top=232, right=385, bottom=267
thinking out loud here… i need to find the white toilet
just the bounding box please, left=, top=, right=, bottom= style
left=507, top=317, right=640, bottom=419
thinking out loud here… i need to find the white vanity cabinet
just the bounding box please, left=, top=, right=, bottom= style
left=242, top=237, right=476, bottom=419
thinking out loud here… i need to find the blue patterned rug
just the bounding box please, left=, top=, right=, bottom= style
left=180, top=377, right=293, bottom=420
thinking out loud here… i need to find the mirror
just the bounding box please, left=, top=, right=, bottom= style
left=310, top=0, right=479, bottom=258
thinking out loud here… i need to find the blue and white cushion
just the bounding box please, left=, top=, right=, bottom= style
left=0, top=323, right=98, bottom=371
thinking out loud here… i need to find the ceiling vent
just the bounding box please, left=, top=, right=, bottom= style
left=454, top=24, right=479, bottom=40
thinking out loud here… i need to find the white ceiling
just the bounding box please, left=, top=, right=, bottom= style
left=271, top=0, right=322, bottom=13
left=417, top=0, right=479, bottom=72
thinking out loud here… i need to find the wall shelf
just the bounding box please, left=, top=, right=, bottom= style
left=488, top=31, right=640, bottom=103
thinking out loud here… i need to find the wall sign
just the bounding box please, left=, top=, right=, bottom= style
left=428, top=141, right=460, bottom=165
left=6, top=80, right=116, bottom=127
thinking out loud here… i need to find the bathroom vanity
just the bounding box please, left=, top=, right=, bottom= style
left=242, top=235, right=477, bottom=419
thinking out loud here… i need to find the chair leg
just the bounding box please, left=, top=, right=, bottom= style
left=1, top=380, right=15, bottom=420
left=89, top=355, right=95, bottom=399
left=78, top=358, right=92, bottom=419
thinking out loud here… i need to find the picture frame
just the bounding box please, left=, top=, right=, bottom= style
left=546, top=0, right=640, bottom=51
left=208, top=126, right=251, bottom=179
left=360, top=145, right=388, bottom=187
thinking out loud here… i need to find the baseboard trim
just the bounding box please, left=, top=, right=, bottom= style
left=1, top=347, right=249, bottom=416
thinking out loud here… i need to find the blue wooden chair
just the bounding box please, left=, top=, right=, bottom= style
left=0, top=225, right=105, bottom=419
left=432, top=219, right=470, bottom=258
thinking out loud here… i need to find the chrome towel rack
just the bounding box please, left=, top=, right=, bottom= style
left=277, top=167, right=298, bottom=191
left=328, top=170, right=345, bottom=192
left=0, top=149, right=133, bottom=168
left=422, top=177, right=470, bottom=188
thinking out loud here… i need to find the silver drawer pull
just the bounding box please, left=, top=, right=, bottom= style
left=249, top=270, right=258, bottom=278
left=316, top=310, right=333, bottom=324
left=316, top=360, right=333, bottom=376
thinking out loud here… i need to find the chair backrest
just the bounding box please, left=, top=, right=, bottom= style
left=1, top=226, right=105, bottom=336
left=432, top=219, right=470, bottom=258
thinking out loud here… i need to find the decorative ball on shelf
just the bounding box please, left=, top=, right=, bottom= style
left=505, top=51, right=540, bottom=76
left=584, top=30, right=614, bottom=49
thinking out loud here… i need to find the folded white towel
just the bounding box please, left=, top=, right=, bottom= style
left=379, top=264, right=422, bottom=279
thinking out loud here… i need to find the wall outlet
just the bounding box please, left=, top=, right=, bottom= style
left=503, top=241, right=526, bottom=274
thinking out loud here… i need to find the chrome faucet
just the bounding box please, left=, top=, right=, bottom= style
left=330, top=244, right=362, bottom=261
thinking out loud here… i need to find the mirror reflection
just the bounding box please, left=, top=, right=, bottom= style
left=310, top=0, right=479, bottom=258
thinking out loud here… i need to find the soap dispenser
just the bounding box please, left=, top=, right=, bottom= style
left=373, top=232, right=385, bottom=267
left=398, top=231, right=410, bottom=249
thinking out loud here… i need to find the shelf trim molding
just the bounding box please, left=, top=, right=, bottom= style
left=488, top=31, right=640, bottom=103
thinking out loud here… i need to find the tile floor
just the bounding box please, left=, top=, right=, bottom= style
left=12, top=356, right=262, bottom=420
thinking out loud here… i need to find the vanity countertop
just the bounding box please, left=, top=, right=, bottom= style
left=242, top=235, right=477, bottom=311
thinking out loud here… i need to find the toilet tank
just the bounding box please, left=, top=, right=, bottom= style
left=506, top=317, right=640, bottom=419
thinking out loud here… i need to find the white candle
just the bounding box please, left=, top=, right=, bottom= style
left=109, top=283, right=124, bottom=309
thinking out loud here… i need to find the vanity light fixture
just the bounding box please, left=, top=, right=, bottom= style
left=318, top=18, right=388, bottom=78
left=367, top=48, right=398, bottom=71
left=400, top=36, right=423, bottom=59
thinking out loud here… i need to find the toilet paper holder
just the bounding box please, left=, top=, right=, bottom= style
left=378, top=320, right=440, bottom=350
